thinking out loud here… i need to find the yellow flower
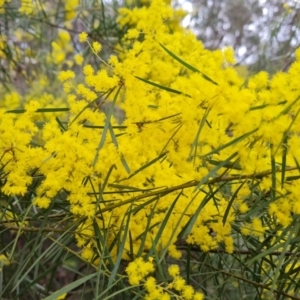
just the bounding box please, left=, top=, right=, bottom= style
left=223, top=46, right=236, bottom=64
left=19, top=0, right=33, bottom=15
left=74, top=53, right=84, bottom=65
left=241, top=225, right=251, bottom=236
left=78, top=32, right=88, bottom=43
left=252, top=218, right=265, bottom=237
left=58, top=70, right=75, bottom=82
left=92, top=41, right=102, bottom=53
left=182, top=285, right=194, bottom=299
left=283, top=3, right=292, bottom=14
left=125, top=257, right=155, bottom=286
left=128, top=274, right=142, bottom=285
left=65, top=0, right=79, bottom=20
left=57, top=30, right=71, bottom=47
left=33, top=196, right=51, bottom=209
left=81, top=247, right=94, bottom=262
left=248, top=71, right=269, bottom=90
left=168, top=264, right=180, bottom=277
left=0, top=254, right=10, bottom=267
left=25, top=100, right=41, bottom=113
left=224, top=236, right=234, bottom=254
left=168, top=244, right=182, bottom=259
left=126, top=28, right=140, bottom=39
left=83, top=64, right=94, bottom=76
left=173, top=276, right=186, bottom=291
left=144, top=276, right=156, bottom=292
left=239, top=202, right=249, bottom=213
left=193, top=292, right=204, bottom=300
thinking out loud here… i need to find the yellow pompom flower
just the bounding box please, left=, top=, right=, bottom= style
left=19, top=0, right=33, bottom=15
left=144, top=276, right=156, bottom=292
left=168, top=264, right=180, bottom=277
left=126, top=257, right=155, bottom=286
left=58, top=70, right=75, bottom=82
left=173, top=276, right=186, bottom=291
left=78, top=32, right=88, bottom=43
left=92, top=41, right=102, bottom=53
left=193, top=293, right=204, bottom=300
left=74, top=53, right=84, bottom=65
left=182, top=285, right=194, bottom=299
left=252, top=217, right=265, bottom=237
left=223, top=46, right=236, bottom=64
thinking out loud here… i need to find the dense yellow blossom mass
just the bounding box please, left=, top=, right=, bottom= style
left=1, top=2, right=300, bottom=296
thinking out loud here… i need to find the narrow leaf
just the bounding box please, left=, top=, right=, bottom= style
left=43, top=273, right=97, bottom=300
left=6, top=108, right=70, bottom=114
left=201, top=128, right=258, bottom=158
left=120, top=154, right=131, bottom=174
left=107, top=206, right=131, bottom=287
left=55, top=117, right=67, bottom=131
left=246, top=237, right=300, bottom=266
left=93, top=86, right=121, bottom=167
left=181, top=182, right=227, bottom=237
left=194, top=152, right=238, bottom=191
left=189, top=107, right=211, bottom=163
left=135, top=76, right=185, bottom=95
left=146, top=192, right=182, bottom=259
left=159, top=43, right=218, bottom=85
left=123, top=152, right=167, bottom=181
left=222, top=181, right=245, bottom=225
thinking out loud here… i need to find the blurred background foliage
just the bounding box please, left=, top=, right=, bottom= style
left=177, top=0, right=300, bottom=74
left=0, top=0, right=125, bottom=95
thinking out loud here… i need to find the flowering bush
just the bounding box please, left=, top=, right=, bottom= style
left=1, top=0, right=300, bottom=299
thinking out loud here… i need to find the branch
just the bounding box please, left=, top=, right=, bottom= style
left=97, top=166, right=298, bottom=214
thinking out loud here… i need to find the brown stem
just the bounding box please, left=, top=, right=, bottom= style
left=175, top=244, right=297, bottom=257
left=98, top=166, right=297, bottom=214
left=1, top=166, right=297, bottom=225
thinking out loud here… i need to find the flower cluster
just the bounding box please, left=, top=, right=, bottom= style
left=126, top=257, right=155, bottom=285
left=167, top=265, right=204, bottom=300
left=1, top=0, right=300, bottom=297
left=2, top=0, right=300, bottom=259
left=125, top=260, right=205, bottom=300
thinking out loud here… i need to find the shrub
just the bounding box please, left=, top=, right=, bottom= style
left=1, top=0, right=300, bottom=299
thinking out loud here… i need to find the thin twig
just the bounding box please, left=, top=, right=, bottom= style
left=97, top=166, right=298, bottom=214
left=1, top=166, right=298, bottom=225
left=175, top=244, right=298, bottom=257
left=191, top=253, right=300, bottom=300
